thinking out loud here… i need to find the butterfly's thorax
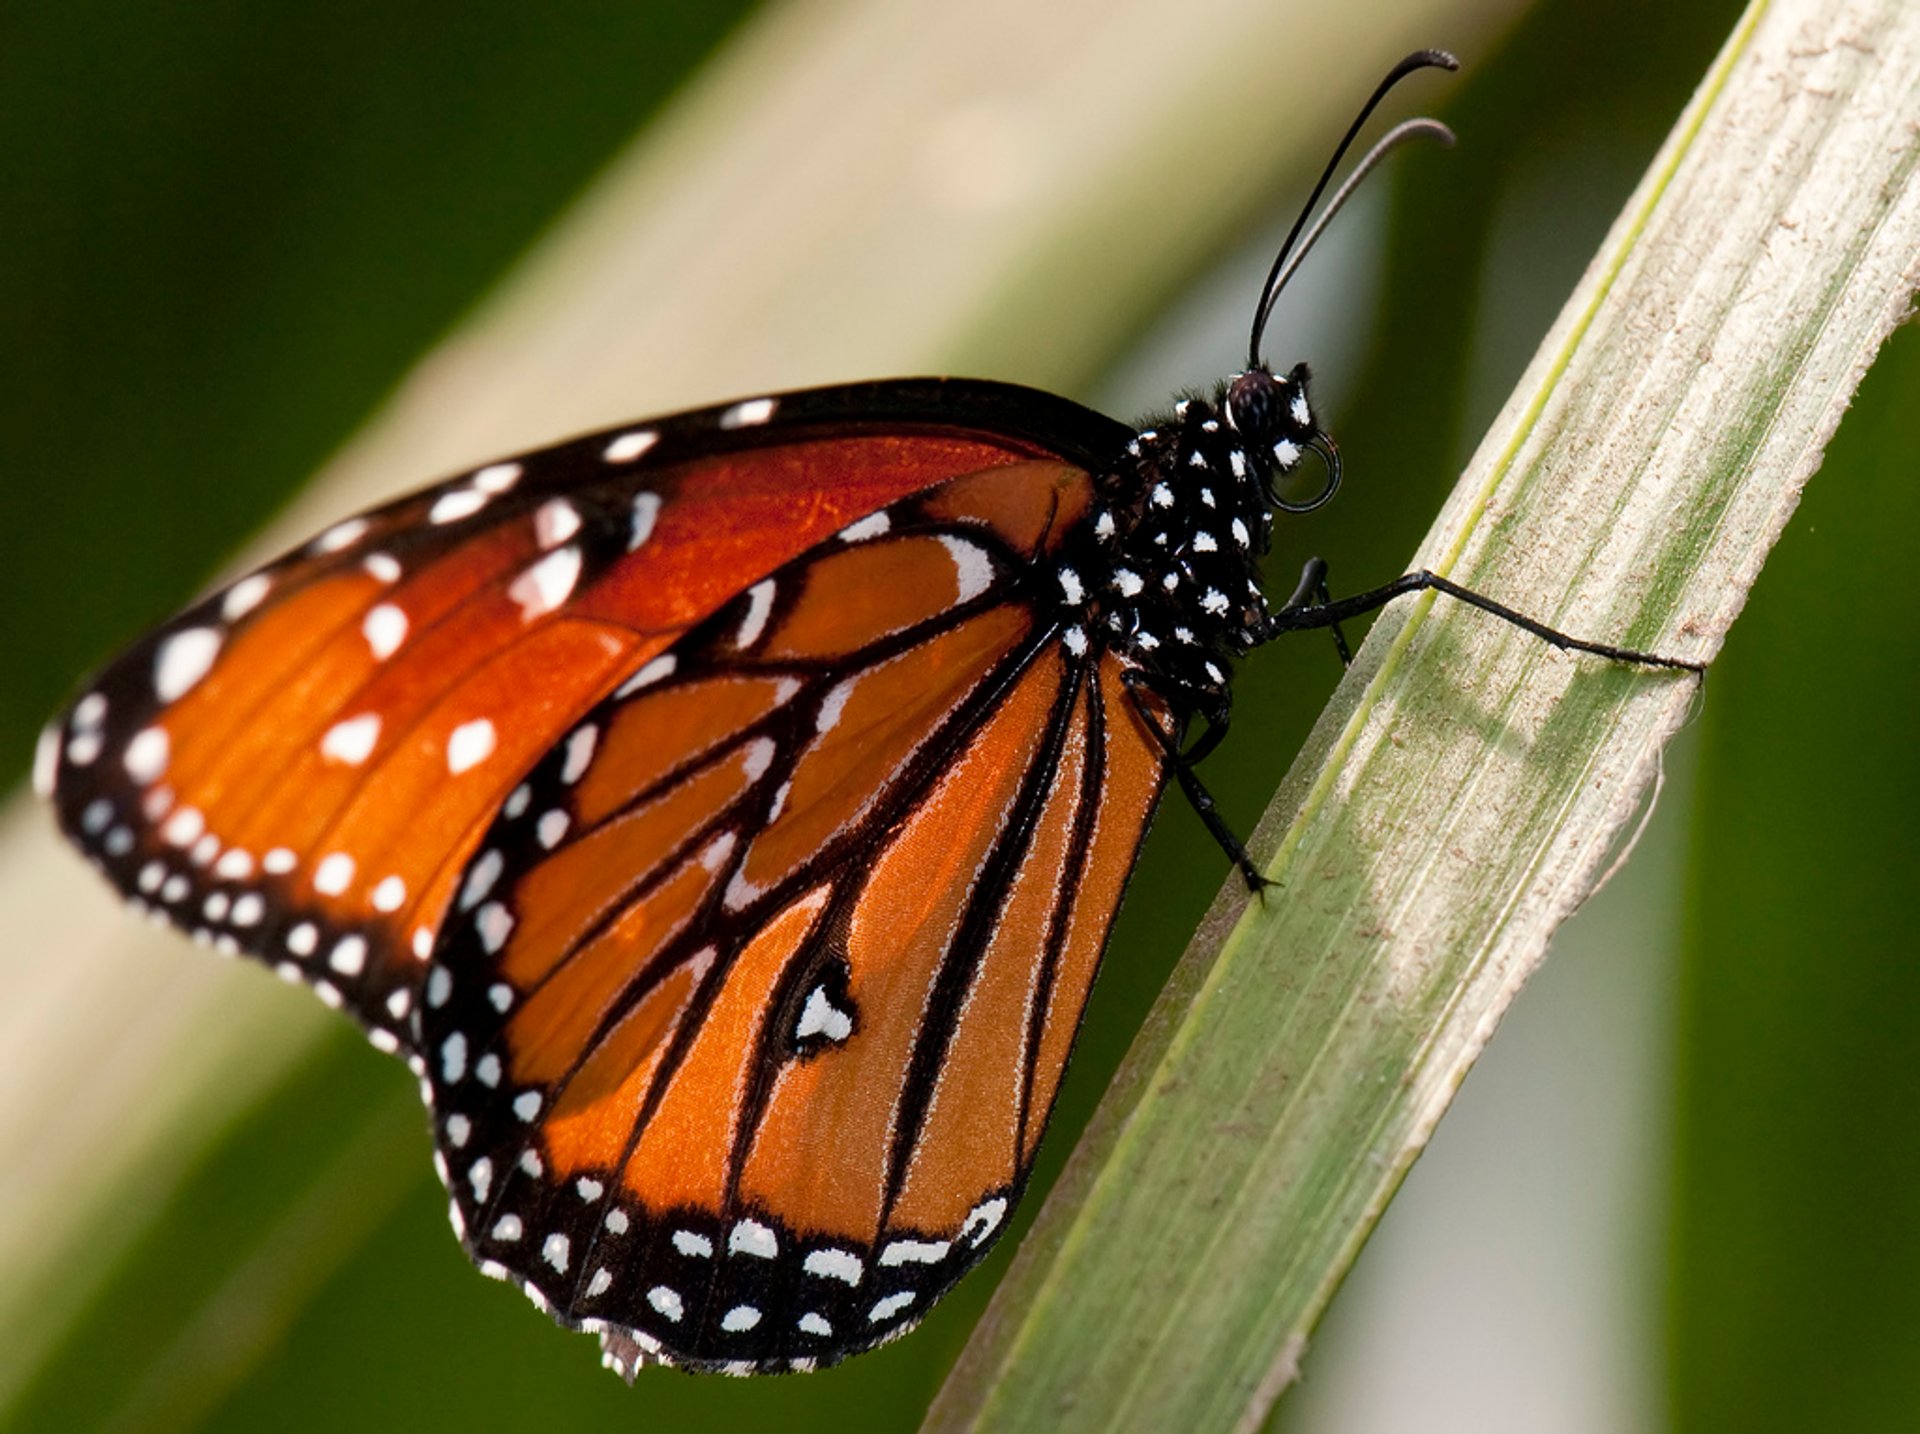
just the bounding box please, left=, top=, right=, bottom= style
left=1060, top=364, right=1324, bottom=710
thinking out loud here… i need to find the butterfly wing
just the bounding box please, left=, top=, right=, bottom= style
left=420, top=446, right=1173, bottom=1372
left=40, top=380, right=1128, bottom=1058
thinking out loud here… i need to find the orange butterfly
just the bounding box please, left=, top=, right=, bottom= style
left=39, top=51, right=1696, bottom=1376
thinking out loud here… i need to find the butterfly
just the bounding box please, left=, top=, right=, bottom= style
left=36, top=51, right=1700, bottom=1378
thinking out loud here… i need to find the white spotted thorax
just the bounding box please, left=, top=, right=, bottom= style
left=1062, top=362, right=1322, bottom=700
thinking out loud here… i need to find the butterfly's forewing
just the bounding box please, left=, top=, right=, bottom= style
left=41, top=381, right=1127, bottom=1056
left=421, top=457, right=1172, bottom=1372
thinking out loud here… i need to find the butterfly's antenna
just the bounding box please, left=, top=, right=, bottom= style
left=1264, top=119, right=1455, bottom=306
left=1248, top=49, right=1459, bottom=369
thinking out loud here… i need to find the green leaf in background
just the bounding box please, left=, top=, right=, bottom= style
left=1669, top=324, right=1920, bottom=1434
left=0, top=0, right=759, bottom=771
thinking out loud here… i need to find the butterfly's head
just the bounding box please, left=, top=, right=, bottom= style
left=1225, top=362, right=1340, bottom=515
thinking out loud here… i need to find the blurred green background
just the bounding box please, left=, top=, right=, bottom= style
left=4, top=0, right=1915, bottom=1429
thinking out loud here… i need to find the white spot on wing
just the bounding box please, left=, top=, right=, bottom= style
left=154, top=628, right=221, bottom=702
left=363, top=603, right=408, bottom=660
left=458, top=852, right=499, bottom=909
left=447, top=718, right=497, bottom=774
left=838, top=510, right=891, bottom=542
left=162, top=806, right=204, bottom=846
left=868, top=1291, right=916, bottom=1323
left=328, top=935, right=367, bottom=976
left=362, top=552, right=402, bottom=583
left=313, top=851, right=355, bottom=896
left=816, top=679, right=854, bottom=734
left=440, top=1031, right=467, bottom=1083
left=628, top=492, right=661, bottom=550
left=962, top=1195, right=1008, bottom=1245
left=719, top=396, right=776, bottom=428
left=795, top=986, right=852, bottom=1043
left=321, top=713, right=381, bottom=766
left=741, top=737, right=776, bottom=783
left=472, top=462, right=522, bottom=494
left=698, top=832, right=736, bottom=873
left=222, top=573, right=271, bottom=621
left=648, top=1286, right=685, bottom=1322
left=615, top=655, right=675, bottom=697
left=721, top=1305, right=761, bottom=1333
left=735, top=580, right=775, bottom=648
left=124, top=726, right=170, bottom=784
left=543, top=1234, right=570, bottom=1272
left=803, top=1248, right=862, bottom=1285
left=429, top=488, right=488, bottom=524
left=729, top=1220, right=778, bottom=1259
left=509, top=546, right=581, bottom=620
left=604, top=429, right=658, bottom=462
left=476, top=902, right=514, bottom=953
left=880, top=1237, right=950, bottom=1266
left=561, top=724, right=598, bottom=783
left=937, top=535, right=994, bottom=602
left=534, top=498, right=581, bottom=548
left=672, top=1230, right=712, bottom=1258
left=313, top=517, right=368, bottom=553
left=371, top=874, right=408, bottom=911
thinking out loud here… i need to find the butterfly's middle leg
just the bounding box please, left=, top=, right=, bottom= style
left=1120, top=670, right=1269, bottom=893
left=1264, top=567, right=1705, bottom=672
left=1278, top=556, right=1355, bottom=666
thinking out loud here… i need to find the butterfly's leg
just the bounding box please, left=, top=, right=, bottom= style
left=1265, top=569, right=1705, bottom=672
left=1277, top=556, right=1353, bottom=666
left=1120, top=671, right=1269, bottom=892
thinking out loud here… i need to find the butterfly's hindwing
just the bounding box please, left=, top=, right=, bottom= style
left=421, top=460, right=1168, bottom=1370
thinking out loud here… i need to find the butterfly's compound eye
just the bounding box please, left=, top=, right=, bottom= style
left=1224, top=368, right=1287, bottom=444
